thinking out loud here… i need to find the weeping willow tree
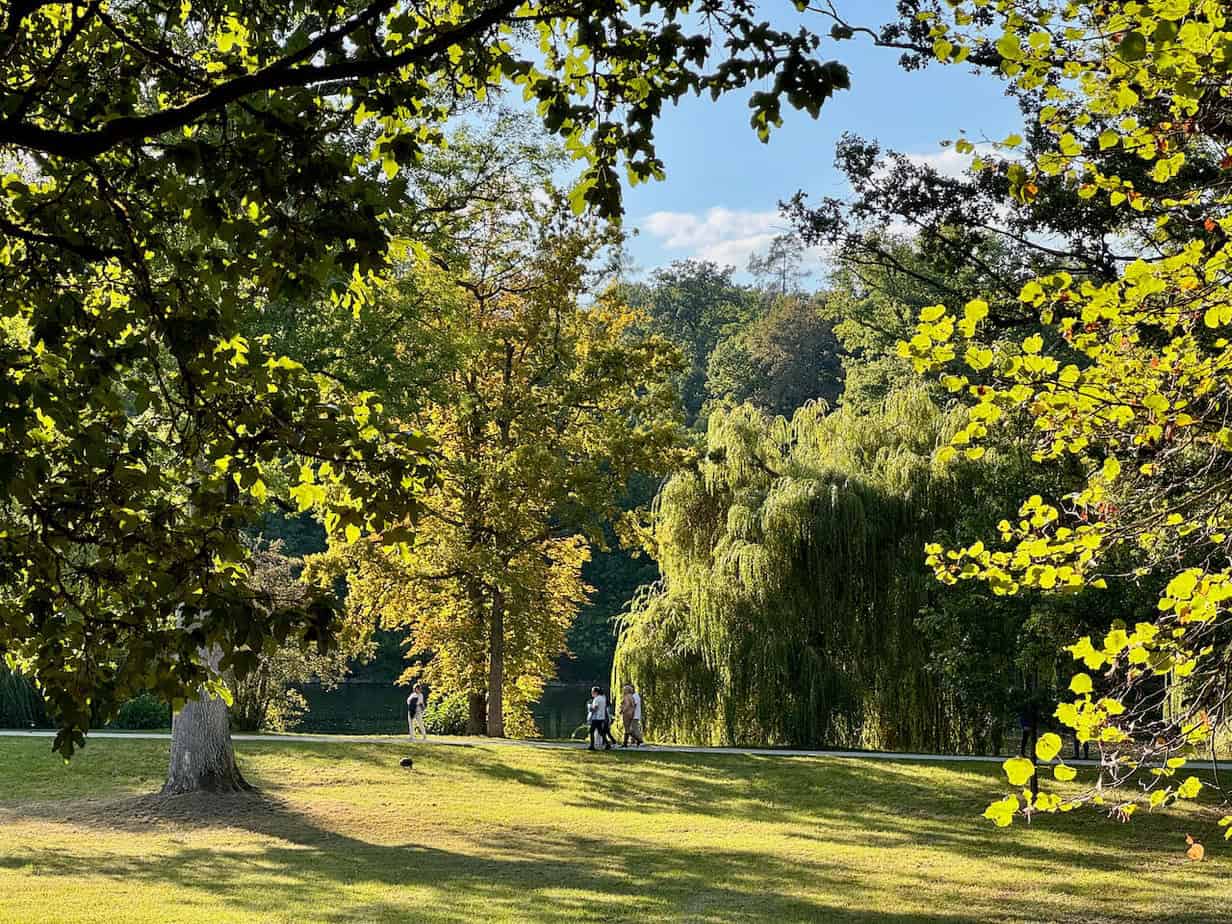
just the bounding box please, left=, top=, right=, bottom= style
left=0, top=663, right=47, bottom=729
left=614, top=386, right=981, bottom=751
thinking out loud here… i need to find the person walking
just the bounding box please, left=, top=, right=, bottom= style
left=407, top=683, right=428, bottom=742
left=602, top=688, right=619, bottom=749
left=587, top=686, right=610, bottom=751
left=620, top=683, right=644, bottom=748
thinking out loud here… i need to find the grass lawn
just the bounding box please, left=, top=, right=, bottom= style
left=1, top=736, right=1229, bottom=923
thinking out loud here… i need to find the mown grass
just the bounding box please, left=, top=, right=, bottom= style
left=1, top=736, right=1229, bottom=923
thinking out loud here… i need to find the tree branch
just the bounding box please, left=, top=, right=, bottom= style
left=0, top=0, right=521, bottom=159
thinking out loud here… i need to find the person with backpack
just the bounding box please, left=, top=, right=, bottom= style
left=407, top=683, right=428, bottom=742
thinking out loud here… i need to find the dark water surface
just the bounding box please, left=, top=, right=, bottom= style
left=294, top=681, right=591, bottom=738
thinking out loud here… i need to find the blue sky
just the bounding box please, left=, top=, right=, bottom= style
left=620, top=1, right=1023, bottom=279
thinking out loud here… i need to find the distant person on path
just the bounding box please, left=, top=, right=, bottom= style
left=602, top=689, right=619, bottom=748
left=407, top=683, right=428, bottom=742
left=620, top=684, right=644, bottom=748
left=587, top=686, right=610, bottom=751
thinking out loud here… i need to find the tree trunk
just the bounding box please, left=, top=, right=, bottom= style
left=163, top=649, right=250, bottom=794
left=486, top=586, right=505, bottom=737
left=467, top=691, right=487, bottom=736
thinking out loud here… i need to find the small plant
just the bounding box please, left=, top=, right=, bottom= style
left=423, top=692, right=469, bottom=736
left=112, top=693, right=168, bottom=730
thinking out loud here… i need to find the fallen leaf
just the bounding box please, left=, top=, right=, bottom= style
left=1186, top=835, right=1205, bottom=862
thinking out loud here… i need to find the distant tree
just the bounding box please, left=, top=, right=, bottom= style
left=616, top=388, right=975, bottom=749
left=228, top=540, right=365, bottom=734
left=746, top=233, right=812, bottom=296
left=0, top=664, right=47, bottom=730
left=705, top=295, right=843, bottom=417
left=622, top=260, right=759, bottom=423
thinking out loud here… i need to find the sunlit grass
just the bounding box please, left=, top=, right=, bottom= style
left=1, top=736, right=1229, bottom=923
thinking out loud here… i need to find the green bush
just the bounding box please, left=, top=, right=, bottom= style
left=112, top=693, right=168, bottom=730
left=423, top=692, right=468, bottom=736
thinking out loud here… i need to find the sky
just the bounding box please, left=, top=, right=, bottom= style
left=619, top=1, right=1023, bottom=280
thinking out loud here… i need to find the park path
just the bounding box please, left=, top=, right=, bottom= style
left=3, top=728, right=1216, bottom=770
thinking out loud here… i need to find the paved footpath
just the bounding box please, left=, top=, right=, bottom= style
left=2, top=728, right=1220, bottom=770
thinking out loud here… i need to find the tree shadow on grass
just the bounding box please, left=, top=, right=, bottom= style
left=2, top=793, right=1221, bottom=924
left=226, top=739, right=1230, bottom=876
left=3, top=740, right=1231, bottom=923
left=455, top=747, right=1222, bottom=864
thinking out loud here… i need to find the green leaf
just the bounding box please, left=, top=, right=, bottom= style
left=1118, top=32, right=1147, bottom=62
left=996, top=33, right=1023, bottom=62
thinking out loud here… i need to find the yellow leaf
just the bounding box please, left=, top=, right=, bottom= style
left=1053, top=764, right=1077, bottom=782
left=1002, top=756, right=1035, bottom=786
left=1166, top=571, right=1199, bottom=600
left=1035, top=733, right=1062, bottom=762
left=1177, top=776, right=1203, bottom=799
left=983, top=794, right=1019, bottom=827
left=1070, top=673, right=1093, bottom=695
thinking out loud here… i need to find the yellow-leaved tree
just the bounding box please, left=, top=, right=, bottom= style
left=881, top=0, right=1232, bottom=829
left=310, top=187, right=686, bottom=737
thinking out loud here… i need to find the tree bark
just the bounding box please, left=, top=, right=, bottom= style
left=467, top=691, right=487, bottom=736
left=163, top=649, right=251, bottom=794
left=486, top=585, right=505, bottom=737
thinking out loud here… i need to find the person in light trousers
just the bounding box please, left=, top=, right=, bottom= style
left=407, top=683, right=428, bottom=741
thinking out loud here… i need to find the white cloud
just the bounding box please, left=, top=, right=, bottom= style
left=640, top=207, right=787, bottom=269
left=897, top=143, right=998, bottom=180
left=698, top=233, right=781, bottom=268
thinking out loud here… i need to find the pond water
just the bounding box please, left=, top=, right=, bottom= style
left=294, top=681, right=592, bottom=739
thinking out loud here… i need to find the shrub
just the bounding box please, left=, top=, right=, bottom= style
left=112, top=693, right=168, bottom=730
left=423, top=692, right=469, bottom=736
